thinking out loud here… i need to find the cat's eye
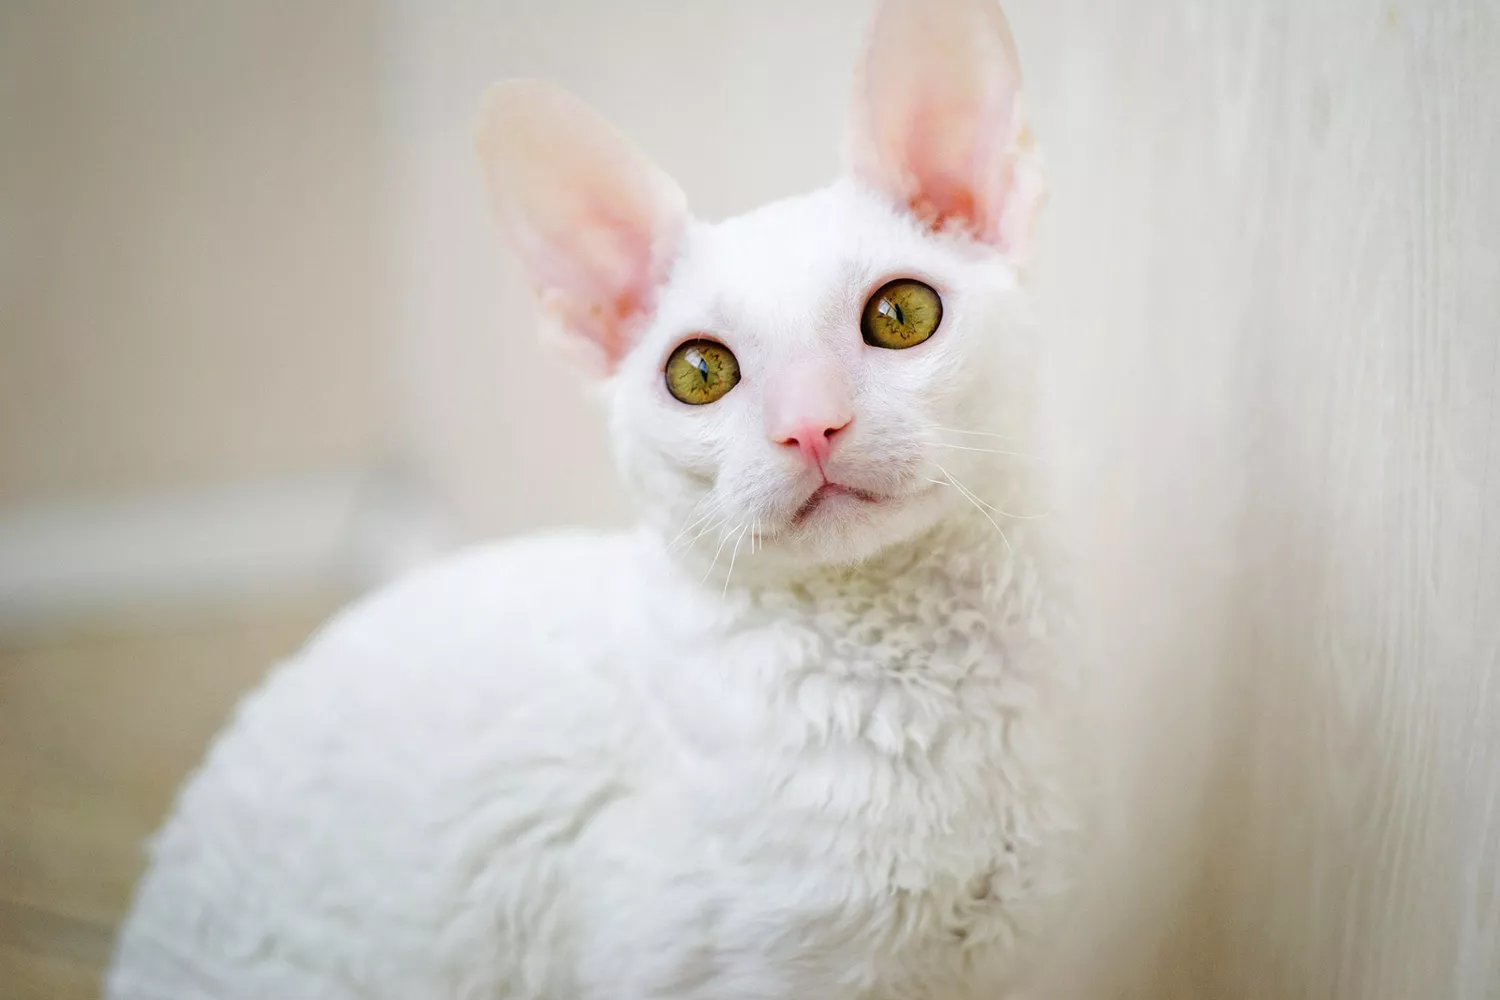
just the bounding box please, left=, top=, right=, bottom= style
left=861, top=279, right=943, bottom=350
left=665, top=339, right=741, bottom=405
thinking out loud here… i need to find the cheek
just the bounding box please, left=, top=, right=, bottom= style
left=613, top=386, right=754, bottom=502
left=704, top=415, right=788, bottom=504
left=841, top=391, right=932, bottom=483
left=907, top=331, right=999, bottom=423
left=856, top=346, right=958, bottom=430
left=847, top=338, right=1003, bottom=479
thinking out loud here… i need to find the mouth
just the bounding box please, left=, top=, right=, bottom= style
left=791, top=482, right=883, bottom=524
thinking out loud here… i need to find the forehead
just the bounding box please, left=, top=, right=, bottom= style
left=645, top=181, right=954, bottom=356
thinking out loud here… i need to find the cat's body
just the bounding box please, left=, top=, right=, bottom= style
left=109, top=1, right=1089, bottom=995
left=110, top=513, right=1077, bottom=1000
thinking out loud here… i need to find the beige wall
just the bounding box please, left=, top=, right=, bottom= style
left=1014, top=1, right=1500, bottom=996
left=0, top=0, right=384, bottom=505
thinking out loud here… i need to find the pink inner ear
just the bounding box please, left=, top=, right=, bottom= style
left=903, top=106, right=985, bottom=237
left=531, top=207, right=661, bottom=369
left=500, top=184, right=681, bottom=374
left=478, top=80, right=687, bottom=374
left=852, top=0, right=1038, bottom=256
left=871, top=85, right=1020, bottom=248
left=538, top=273, right=656, bottom=376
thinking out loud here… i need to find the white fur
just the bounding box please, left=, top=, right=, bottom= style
left=107, top=2, right=1088, bottom=995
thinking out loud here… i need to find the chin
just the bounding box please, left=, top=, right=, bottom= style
left=780, top=485, right=951, bottom=568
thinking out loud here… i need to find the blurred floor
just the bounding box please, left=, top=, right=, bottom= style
left=0, top=603, right=335, bottom=999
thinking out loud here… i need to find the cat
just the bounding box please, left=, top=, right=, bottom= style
left=105, top=0, right=1088, bottom=996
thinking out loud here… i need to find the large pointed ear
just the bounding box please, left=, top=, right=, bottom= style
left=850, top=0, right=1044, bottom=262
left=477, top=81, right=688, bottom=374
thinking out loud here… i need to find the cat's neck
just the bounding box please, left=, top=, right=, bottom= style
left=755, top=511, right=1021, bottom=599
left=670, top=465, right=1053, bottom=601
left=636, top=480, right=1074, bottom=754
left=647, top=502, right=1055, bottom=630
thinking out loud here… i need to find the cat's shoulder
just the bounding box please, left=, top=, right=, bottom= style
left=207, top=528, right=655, bottom=771
left=296, top=527, right=656, bottom=672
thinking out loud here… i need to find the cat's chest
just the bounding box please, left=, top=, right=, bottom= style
left=731, top=567, right=1025, bottom=745
left=621, top=546, right=1076, bottom=991
left=645, top=567, right=1042, bottom=868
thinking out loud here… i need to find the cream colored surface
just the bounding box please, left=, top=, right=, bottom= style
left=0, top=606, right=337, bottom=998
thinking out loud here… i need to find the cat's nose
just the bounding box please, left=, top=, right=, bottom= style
left=775, top=417, right=852, bottom=470
left=763, top=362, right=854, bottom=471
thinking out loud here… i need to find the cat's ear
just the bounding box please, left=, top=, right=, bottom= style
left=849, top=0, right=1044, bottom=261
left=477, top=81, right=688, bottom=374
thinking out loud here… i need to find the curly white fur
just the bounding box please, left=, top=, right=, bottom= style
left=107, top=0, right=1089, bottom=996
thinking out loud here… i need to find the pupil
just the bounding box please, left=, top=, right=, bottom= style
left=687, top=349, right=709, bottom=382
left=879, top=297, right=906, bottom=326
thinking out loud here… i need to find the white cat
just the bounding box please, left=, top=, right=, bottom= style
left=106, top=0, right=1087, bottom=996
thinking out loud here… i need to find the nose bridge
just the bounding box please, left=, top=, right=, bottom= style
left=762, top=356, right=854, bottom=443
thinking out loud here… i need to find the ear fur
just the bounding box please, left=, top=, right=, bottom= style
left=850, top=0, right=1045, bottom=261
left=477, top=80, right=688, bottom=374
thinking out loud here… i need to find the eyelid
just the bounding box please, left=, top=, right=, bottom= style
left=660, top=333, right=733, bottom=368
left=861, top=271, right=947, bottom=303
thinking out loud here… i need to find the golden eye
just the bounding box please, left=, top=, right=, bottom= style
left=861, top=279, right=943, bottom=350
left=665, top=338, right=741, bottom=405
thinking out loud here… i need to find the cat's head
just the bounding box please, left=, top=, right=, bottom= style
left=477, top=0, right=1044, bottom=574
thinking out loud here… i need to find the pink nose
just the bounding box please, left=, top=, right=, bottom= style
left=763, top=362, right=854, bottom=471
left=776, top=416, right=852, bottom=469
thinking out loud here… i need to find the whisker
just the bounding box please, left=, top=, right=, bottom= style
left=933, top=426, right=1021, bottom=441
left=937, top=465, right=1013, bottom=555
left=930, top=442, right=1035, bottom=458
left=923, top=478, right=1050, bottom=520
left=668, top=502, right=722, bottom=548
left=721, top=523, right=750, bottom=596
left=701, top=522, right=742, bottom=583
left=682, top=511, right=735, bottom=550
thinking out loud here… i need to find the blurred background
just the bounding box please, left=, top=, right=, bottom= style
left=1, top=1, right=1497, bottom=998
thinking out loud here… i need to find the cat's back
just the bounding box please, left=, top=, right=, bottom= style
left=107, top=527, right=655, bottom=1000
left=226, top=525, right=650, bottom=757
